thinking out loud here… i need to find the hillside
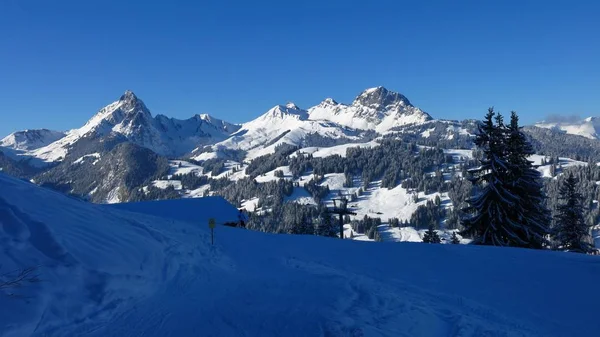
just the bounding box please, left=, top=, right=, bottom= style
left=0, top=172, right=599, bottom=336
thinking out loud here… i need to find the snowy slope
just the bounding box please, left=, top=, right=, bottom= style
left=308, top=86, right=432, bottom=132
left=291, top=141, right=380, bottom=158
left=1, top=172, right=600, bottom=336
left=535, top=117, right=600, bottom=139
left=196, top=103, right=366, bottom=160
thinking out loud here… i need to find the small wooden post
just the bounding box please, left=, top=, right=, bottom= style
left=209, top=218, right=216, bottom=245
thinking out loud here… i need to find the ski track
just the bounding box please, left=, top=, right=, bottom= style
left=284, top=258, right=540, bottom=337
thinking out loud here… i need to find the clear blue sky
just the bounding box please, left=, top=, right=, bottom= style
left=1, top=0, right=599, bottom=136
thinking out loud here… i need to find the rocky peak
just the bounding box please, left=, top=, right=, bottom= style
left=353, top=86, right=413, bottom=109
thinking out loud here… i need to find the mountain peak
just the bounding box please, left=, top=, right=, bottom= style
left=258, top=104, right=308, bottom=122
left=286, top=102, right=300, bottom=110
left=321, top=98, right=338, bottom=106
left=353, top=86, right=412, bottom=108
left=119, top=90, right=138, bottom=103
left=584, top=116, right=597, bottom=123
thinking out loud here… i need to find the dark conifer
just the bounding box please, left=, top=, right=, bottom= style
left=552, top=173, right=594, bottom=254
left=461, top=108, right=519, bottom=246
left=505, top=111, right=550, bottom=248
left=423, top=224, right=441, bottom=243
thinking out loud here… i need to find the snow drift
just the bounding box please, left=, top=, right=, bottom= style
left=0, top=172, right=599, bottom=336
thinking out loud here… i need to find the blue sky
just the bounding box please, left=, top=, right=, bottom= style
left=1, top=0, right=599, bottom=136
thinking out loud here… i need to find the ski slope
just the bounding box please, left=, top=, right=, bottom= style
left=2, top=172, right=599, bottom=336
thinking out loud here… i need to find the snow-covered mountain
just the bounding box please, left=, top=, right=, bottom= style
left=0, top=129, right=66, bottom=151
left=20, top=91, right=240, bottom=163
left=194, top=102, right=371, bottom=160
left=308, top=86, right=432, bottom=132
left=193, top=87, right=430, bottom=161
left=2, top=87, right=434, bottom=164
left=535, top=116, right=600, bottom=139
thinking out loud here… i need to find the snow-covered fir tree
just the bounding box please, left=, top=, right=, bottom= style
left=461, top=109, right=550, bottom=248
left=422, top=224, right=441, bottom=243
left=552, top=173, right=594, bottom=254
left=461, top=108, right=519, bottom=246
left=505, top=111, right=550, bottom=248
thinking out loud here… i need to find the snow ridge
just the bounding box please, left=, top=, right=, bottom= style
left=0, top=129, right=66, bottom=151
left=535, top=117, right=600, bottom=139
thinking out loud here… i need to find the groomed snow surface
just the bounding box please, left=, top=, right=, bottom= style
left=1, top=173, right=600, bottom=336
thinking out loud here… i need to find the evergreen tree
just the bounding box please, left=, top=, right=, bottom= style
left=461, top=108, right=520, bottom=246
left=504, top=111, right=551, bottom=248
left=315, top=213, right=337, bottom=237
left=290, top=215, right=314, bottom=235
left=552, top=173, right=594, bottom=254
left=422, top=224, right=441, bottom=243
left=462, top=109, right=550, bottom=248
left=450, top=231, right=460, bottom=244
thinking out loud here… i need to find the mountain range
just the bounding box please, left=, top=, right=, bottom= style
left=2, top=86, right=600, bottom=244
left=0, top=87, right=434, bottom=163
left=4, top=86, right=598, bottom=167
left=1, top=90, right=239, bottom=164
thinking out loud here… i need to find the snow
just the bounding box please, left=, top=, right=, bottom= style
left=362, top=87, right=380, bottom=95
left=1, top=173, right=600, bottom=336
left=72, top=153, right=100, bottom=165
left=292, top=141, right=380, bottom=159
left=184, top=185, right=211, bottom=198
left=445, top=124, right=472, bottom=137
left=421, top=127, right=435, bottom=138
left=321, top=178, right=445, bottom=223
left=240, top=197, right=260, bottom=212
left=379, top=226, right=423, bottom=242
left=105, top=187, right=121, bottom=204
left=254, top=166, right=292, bottom=183
left=169, top=160, right=203, bottom=176
left=443, top=148, right=474, bottom=160
left=285, top=187, right=317, bottom=206
left=0, top=129, right=65, bottom=151
left=528, top=155, right=587, bottom=178
left=190, top=151, right=218, bottom=162
left=379, top=227, right=471, bottom=244
left=152, top=180, right=182, bottom=190
left=212, top=160, right=244, bottom=179
left=343, top=224, right=371, bottom=241
left=536, top=117, right=600, bottom=139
